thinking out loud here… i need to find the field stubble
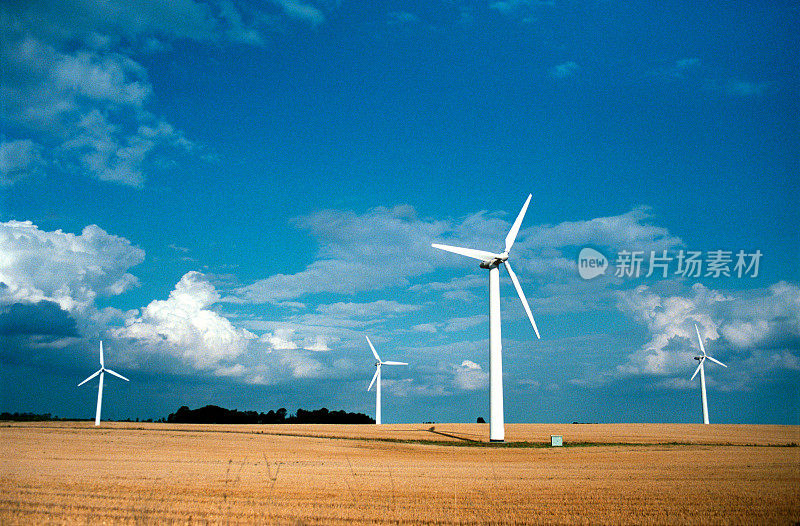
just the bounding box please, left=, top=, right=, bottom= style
left=1, top=422, right=798, bottom=524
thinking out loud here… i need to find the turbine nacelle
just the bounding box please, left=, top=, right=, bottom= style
left=478, top=252, right=508, bottom=269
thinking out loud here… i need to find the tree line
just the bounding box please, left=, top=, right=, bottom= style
left=166, top=405, right=374, bottom=424
left=2, top=406, right=374, bottom=424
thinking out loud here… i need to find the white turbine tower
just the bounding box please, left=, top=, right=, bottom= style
left=432, top=194, right=540, bottom=442
left=366, top=336, right=408, bottom=425
left=78, top=341, right=129, bottom=426
left=691, top=324, right=727, bottom=425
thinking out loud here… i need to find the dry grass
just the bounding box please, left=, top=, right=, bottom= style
left=1, top=422, right=798, bottom=524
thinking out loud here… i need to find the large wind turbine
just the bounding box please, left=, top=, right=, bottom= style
left=432, top=194, right=540, bottom=442
left=366, top=336, right=408, bottom=425
left=78, top=341, right=129, bottom=426
left=691, top=324, right=727, bottom=425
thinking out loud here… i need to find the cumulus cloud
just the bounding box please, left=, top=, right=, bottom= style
left=113, top=271, right=256, bottom=369
left=0, top=220, right=144, bottom=312
left=453, top=360, right=489, bottom=390
left=617, top=283, right=726, bottom=376
left=616, top=281, right=800, bottom=386
left=260, top=328, right=299, bottom=350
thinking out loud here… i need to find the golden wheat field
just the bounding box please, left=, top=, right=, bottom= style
left=1, top=422, right=798, bottom=525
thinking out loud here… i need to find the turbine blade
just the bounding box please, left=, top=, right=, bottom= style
left=382, top=361, right=408, bottom=366
left=105, top=369, right=130, bottom=381
left=706, top=356, right=727, bottom=368
left=690, top=360, right=703, bottom=381
left=694, top=324, right=707, bottom=357
left=505, top=194, right=532, bottom=253
left=366, top=335, right=381, bottom=362
left=431, top=243, right=498, bottom=261
left=99, top=340, right=104, bottom=368
left=78, top=369, right=101, bottom=387
left=367, top=367, right=379, bottom=391
left=504, top=261, right=541, bottom=339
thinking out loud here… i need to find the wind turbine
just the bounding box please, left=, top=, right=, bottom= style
left=690, top=324, right=727, bottom=425
left=366, top=336, right=408, bottom=425
left=78, top=341, right=129, bottom=426
left=432, top=194, right=540, bottom=442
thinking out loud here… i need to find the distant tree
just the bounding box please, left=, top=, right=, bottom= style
left=477, top=417, right=486, bottom=424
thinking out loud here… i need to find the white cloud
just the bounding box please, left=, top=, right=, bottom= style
left=304, top=336, right=331, bottom=352
left=444, top=315, right=487, bottom=333
left=2, top=0, right=333, bottom=188
left=453, top=360, right=489, bottom=391
left=522, top=206, right=683, bottom=253
left=235, top=205, right=449, bottom=303
left=3, top=35, right=193, bottom=186
left=716, top=80, right=771, bottom=97
left=490, top=0, right=554, bottom=20
left=616, top=283, right=725, bottom=376
left=113, top=271, right=256, bottom=369
left=6, top=1, right=218, bottom=46
left=271, top=0, right=325, bottom=27
left=412, top=323, right=438, bottom=333
left=53, top=51, right=151, bottom=105
left=278, top=349, right=325, bottom=378
left=0, top=139, right=45, bottom=185
left=616, top=281, right=800, bottom=384
left=413, top=315, right=487, bottom=334
left=260, top=328, right=299, bottom=350
left=550, top=61, right=579, bottom=79
left=0, top=220, right=144, bottom=312
left=316, top=300, right=420, bottom=320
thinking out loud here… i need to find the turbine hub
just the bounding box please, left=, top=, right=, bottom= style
left=479, top=251, right=509, bottom=269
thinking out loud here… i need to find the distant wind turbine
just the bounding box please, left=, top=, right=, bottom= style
left=432, top=194, right=540, bottom=442
left=78, top=341, right=129, bottom=426
left=691, top=324, right=727, bottom=425
left=366, top=336, right=408, bottom=425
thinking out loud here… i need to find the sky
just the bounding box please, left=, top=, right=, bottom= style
left=1, top=0, right=798, bottom=425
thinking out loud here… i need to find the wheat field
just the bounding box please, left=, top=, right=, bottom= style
left=1, top=422, right=798, bottom=524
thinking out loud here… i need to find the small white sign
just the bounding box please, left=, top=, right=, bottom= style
left=550, top=435, right=563, bottom=447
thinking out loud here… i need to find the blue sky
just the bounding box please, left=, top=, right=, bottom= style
left=1, top=0, right=798, bottom=424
